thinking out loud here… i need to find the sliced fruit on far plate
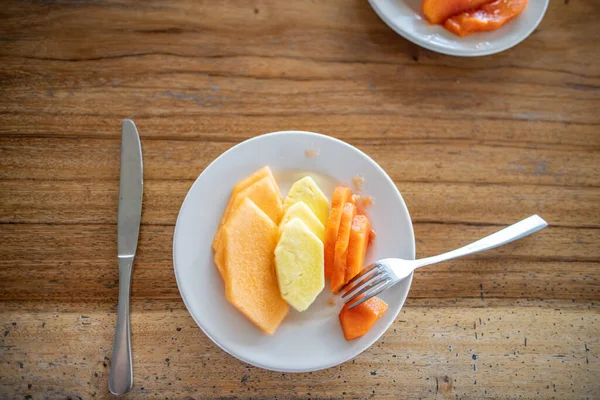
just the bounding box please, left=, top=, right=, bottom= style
left=279, top=201, right=325, bottom=242
left=444, top=0, right=528, bottom=37
left=422, top=0, right=494, bottom=24
left=221, top=197, right=288, bottom=335
left=324, top=186, right=354, bottom=279
left=283, top=176, right=330, bottom=226
left=339, top=297, right=388, bottom=341
left=330, top=202, right=357, bottom=293
left=275, top=218, right=325, bottom=312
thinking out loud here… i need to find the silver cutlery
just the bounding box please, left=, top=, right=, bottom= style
left=109, top=119, right=143, bottom=395
left=341, top=215, right=548, bottom=309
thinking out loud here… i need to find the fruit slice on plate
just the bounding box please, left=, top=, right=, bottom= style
left=324, top=186, right=354, bottom=279
left=422, top=0, right=493, bottom=24
left=228, top=176, right=283, bottom=223
left=339, top=297, right=388, bottom=341
left=275, top=218, right=325, bottom=312
left=221, top=197, right=288, bottom=335
left=330, top=202, right=357, bottom=293
left=283, top=176, right=329, bottom=226
left=279, top=201, right=325, bottom=242
left=444, top=0, right=528, bottom=37
left=345, top=215, right=372, bottom=283
left=213, top=174, right=283, bottom=264
left=214, top=233, right=228, bottom=279
left=212, top=166, right=279, bottom=251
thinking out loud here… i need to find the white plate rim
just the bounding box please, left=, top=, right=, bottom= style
left=172, top=131, right=416, bottom=372
left=368, top=0, right=549, bottom=57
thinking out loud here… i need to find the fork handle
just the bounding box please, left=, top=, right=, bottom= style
left=413, top=215, right=548, bottom=269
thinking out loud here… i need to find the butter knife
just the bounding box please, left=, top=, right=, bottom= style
left=109, top=119, right=143, bottom=395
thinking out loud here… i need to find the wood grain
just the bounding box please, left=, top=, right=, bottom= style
left=0, top=0, right=599, bottom=398
left=1, top=180, right=598, bottom=227
left=2, top=138, right=599, bottom=186
left=0, top=299, right=597, bottom=399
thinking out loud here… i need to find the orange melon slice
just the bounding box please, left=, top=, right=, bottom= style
left=228, top=176, right=283, bottom=224
left=213, top=173, right=283, bottom=256
left=212, top=166, right=277, bottom=251
left=222, top=197, right=289, bottom=335
left=214, top=233, right=228, bottom=279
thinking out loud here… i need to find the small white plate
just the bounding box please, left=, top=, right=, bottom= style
left=368, top=0, right=549, bottom=57
left=173, top=131, right=415, bottom=372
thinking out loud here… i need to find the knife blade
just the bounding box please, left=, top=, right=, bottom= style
left=110, top=119, right=143, bottom=396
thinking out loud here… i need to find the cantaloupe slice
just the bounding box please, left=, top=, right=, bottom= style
left=212, top=166, right=277, bottom=251
left=283, top=176, right=329, bottom=226
left=279, top=202, right=325, bottom=242
left=330, top=202, right=356, bottom=293
left=221, top=197, right=288, bottom=335
left=275, top=218, right=325, bottom=312
left=345, top=215, right=371, bottom=283
left=229, top=176, right=283, bottom=223
left=339, top=296, right=388, bottom=341
left=214, top=233, right=228, bottom=279
left=324, top=186, right=354, bottom=279
left=213, top=174, right=283, bottom=255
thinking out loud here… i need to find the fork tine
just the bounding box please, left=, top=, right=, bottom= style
left=340, top=268, right=384, bottom=299
left=339, top=263, right=381, bottom=295
left=348, top=279, right=395, bottom=310
left=344, top=275, right=391, bottom=305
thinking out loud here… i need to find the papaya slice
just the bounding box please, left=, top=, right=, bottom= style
left=444, top=0, right=528, bottom=37
left=330, top=202, right=356, bottom=293
left=339, top=296, right=388, bottom=341
left=345, top=215, right=371, bottom=283
left=324, top=186, right=354, bottom=279
left=422, top=0, right=493, bottom=25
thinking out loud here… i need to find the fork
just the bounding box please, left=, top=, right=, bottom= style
left=341, top=215, right=548, bottom=309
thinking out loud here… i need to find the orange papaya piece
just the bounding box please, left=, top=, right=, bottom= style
left=444, top=0, right=528, bottom=37
left=422, top=0, right=493, bottom=24
left=339, top=296, right=388, bottom=341
left=324, top=187, right=354, bottom=279
left=345, top=215, right=371, bottom=283
left=330, top=202, right=356, bottom=293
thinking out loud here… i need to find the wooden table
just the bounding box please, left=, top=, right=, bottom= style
left=1, top=0, right=599, bottom=398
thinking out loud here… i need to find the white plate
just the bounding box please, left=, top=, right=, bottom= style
left=368, top=0, right=549, bottom=57
left=173, top=131, right=415, bottom=372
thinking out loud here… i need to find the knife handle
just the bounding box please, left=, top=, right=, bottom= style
left=109, top=257, right=134, bottom=395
